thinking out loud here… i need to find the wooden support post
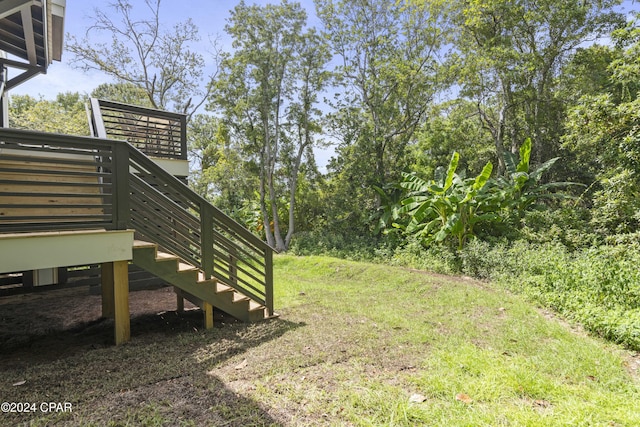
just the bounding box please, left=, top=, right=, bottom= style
left=101, top=261, right=130, bottom=345
left=175, top=287, right=184, bottom=312
left=113, top=260, right=130, bottom=345
left=101, top=262, right=115, bottom=319
left=203, top=302, right=213, bottom=329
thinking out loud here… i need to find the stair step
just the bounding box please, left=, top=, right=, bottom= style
left=196, top=272, right=221, bottom=286
left=133, top=240, right=156, bottom=249
left=133, top=240, right=268, bottom=323
left=249, top=300, right=265, bottom=312
left=156, top=251, right=178, bottom=261
left=178, top=262, right=198, bottom=272
left=233, top=292, right=250, bottom=303
left=197, top=278, right=217, bottom=286
left=216, top=283, right=233, bottom=294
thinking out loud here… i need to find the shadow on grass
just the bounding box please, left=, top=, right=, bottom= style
left=0, top=309, right=211, bottom=359
left=0, top=308, right=303, bottom=363
left=0, top=308, right=303, bottom=426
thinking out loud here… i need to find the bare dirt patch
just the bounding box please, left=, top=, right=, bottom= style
left=0, top=286, right=201, bottom=356
left=0, top=285, right=295, bottom=426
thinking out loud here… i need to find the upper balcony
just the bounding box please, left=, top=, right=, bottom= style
left=87, top=98, right=189, bottom=179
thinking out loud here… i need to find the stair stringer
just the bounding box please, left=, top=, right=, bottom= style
left=132, top=243, right=266, bottom=322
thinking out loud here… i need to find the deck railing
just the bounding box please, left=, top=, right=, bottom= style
left=0, top=130, right=120, bottom=231
left=88, top=98, right=187, bottom=161
left=0, top=128, right=273, bottom=316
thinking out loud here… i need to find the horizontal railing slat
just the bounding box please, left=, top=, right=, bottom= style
left=0, top=180, right=109, bottom=189
left=91, top=98, right=186, bottom=160
left=0, top=192, right=112, bottom=198
left=130, top=201, right=201, bottom=256
left=212, top=229, right=266, bottom=269
left=0, top=129, right=116, bottom=232
left=0, top=167, right=110, bottom=178
left=210, top=252, right=266, bottom=288
left=0, top=154, right=113, bottom=168
left=0, top=204, right=110, bottom=210
left=129, top=176, right=200, bottom=230
left=213, top=275, right=266, bottom=305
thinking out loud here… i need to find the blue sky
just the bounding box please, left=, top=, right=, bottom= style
left=11, top=0, right=320, bottom=99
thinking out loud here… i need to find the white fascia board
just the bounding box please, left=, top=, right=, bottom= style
left=149, top=157, right=190, bottom=177
left=0, top=229, right=134, bottom=273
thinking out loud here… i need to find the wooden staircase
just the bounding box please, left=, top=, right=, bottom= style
left=132, top=240, right=270, bottom=324
left=0, top=122, right=275, bottom=342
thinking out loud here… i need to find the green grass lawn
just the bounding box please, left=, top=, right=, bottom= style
left=2, top=255, right=638, bottom=426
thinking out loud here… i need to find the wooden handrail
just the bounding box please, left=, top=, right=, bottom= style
left=125, top=141, right=273, bottom=313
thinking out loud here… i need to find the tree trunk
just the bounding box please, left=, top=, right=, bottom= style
left=269, top=169, right=286, bottom=252
left=285, top=140, right=306, bottom=250
left=259, top=148, right=276, bottom=249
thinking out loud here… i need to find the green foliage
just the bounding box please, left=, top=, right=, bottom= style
left=413, top=100, right=496, bottom=178
left=560, top=45, right=617, bottom=99
left=589, top=169, right=640, bottom=235
left=398, top=152, right=496, bottom=249
left=317, top=0, right=447, bottom=230
left=390, top=144, right=575, bottom=249
left=187, top=114, right=257, bottom=218
left=371, top=183, right=404, bottom=235
left=448, top=0, right=624, bottom=172
left=8, top=93, right=89, bottom=136
left=562, top=15, right=640, bottom=237
left=518, top=206, right=598, bottom=250
left=388, top=236, right=461, bottom=275
left=459, top=239, right=640, bottom=350
left=288, top=230, right=381, bottom=261
left=563, top=93, right=640, bottom=175
left=492, top=138, right=581, bottom=225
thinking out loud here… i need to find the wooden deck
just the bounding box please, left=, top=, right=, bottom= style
left=0, top=127, right=274, bottom=346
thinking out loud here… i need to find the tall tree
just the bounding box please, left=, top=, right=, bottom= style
left=448, top=0, right=623, bottom=173
left=67, top=0, right=216, bottom=119
left=413, top=100, right=495, bottom=179
left=209, top=0, right=329, bottom=251
left=562, top=14, right=640, bottom=234
left=188, top=114, right=257, bottom=219
left=316, top=0, right=447, bottom=239
left=317, top=0, right=447, bottom=190
left=281, top=28, right=331, bottom=246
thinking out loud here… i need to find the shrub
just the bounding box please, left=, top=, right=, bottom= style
left=288, top=230, right=381, bottom=261
left=518, top=206, right=599, bottom=250
left=459, top=239, right=640, bottom=350
left=389, top=236, right=460, bottom=274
